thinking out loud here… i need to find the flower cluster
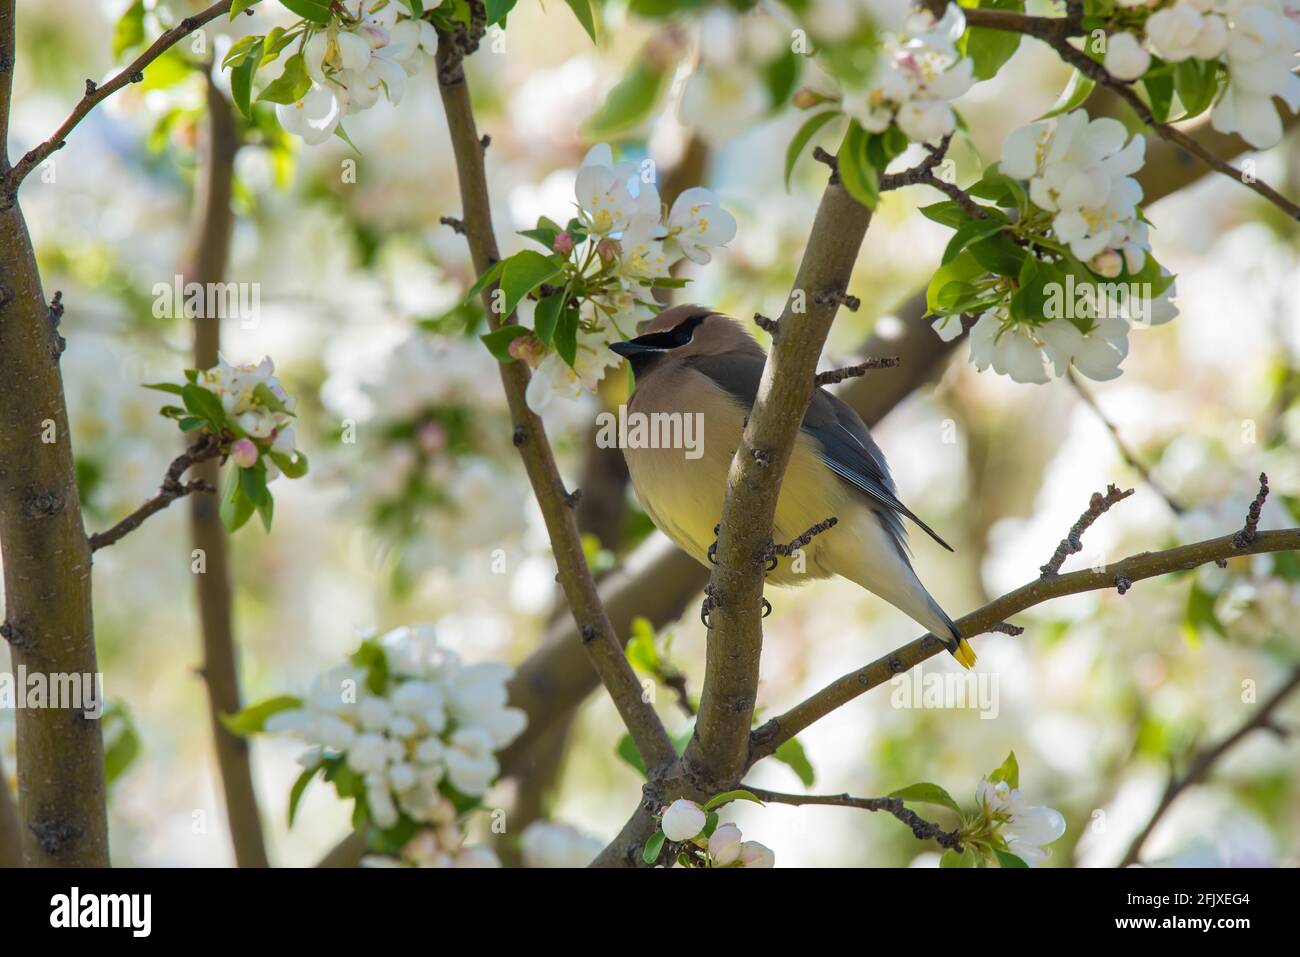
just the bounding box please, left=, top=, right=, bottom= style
left=928, top=109, right=1176, bottom=384
left=225, top=1, right=438, bottom=145
left=1000, top=111, right=1148, bottom=268
left=1103, top=0, right=1300, bottom=148
left=198, top=356, right=302, bottom=476
left=652, top=797, right=775, bottom=867
left=262, top=625, right=527, bottom=836
left=484, top=143, right=736, bottom=412
left=836, top=1, right=976, bottom=143
left=148, top=355, right=308, bottom=532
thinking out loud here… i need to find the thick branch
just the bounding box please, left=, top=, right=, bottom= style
left=745, top=786, right=963, bottom=851
left=685, top=166, right=873, bottom=788
left=87, top=433, right=221, bottom=551
left=433, top=29, right=674, bottom=773
left=2, top=0, right=233, bottom=199
left=1119, top=665, right=1300, bottom=867
left=1, top=1, right=107, bottom=865
left=749, top=527, right=1300, bottom=765
left=0, top=773, right=20, bottom=867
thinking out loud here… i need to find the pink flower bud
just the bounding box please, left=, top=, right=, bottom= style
left=661, top=799, right=707, bottom=842
left=1090, top=248, right=1123, bottom=279
left=597, top=238, right=620, bottom=265
left=552, top=231, right=575, bottom=255
left=508, top=334, right=545, bottom=367
left=231, top=438, right=259, bottom=469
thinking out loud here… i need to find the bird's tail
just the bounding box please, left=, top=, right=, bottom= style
left=925, top=601, right=977, bottom=671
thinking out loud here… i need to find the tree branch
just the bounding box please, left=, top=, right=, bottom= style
left=951, top=7, right=1300, bottom=219
left=184, top=70, right=269, bottom=868
left=749, top=526, right=1300, bottom=766
left=1039, top=483, right=1134, bottom=577
left=433, top=24, right=675, bottom=774
left=0, top=772, right=20, bottom=867
left=2, top=0, right=234, bottom=200
left=684, top=158, right=873, bottom=789
left=1119, top=665, right=1300, bottom=867
left=744, top=786, right=964, bottom=852
left=87, top=433, right=222, bottom=552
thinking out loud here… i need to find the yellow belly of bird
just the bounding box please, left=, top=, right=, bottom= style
left=623, top=403, right=852, bottom=586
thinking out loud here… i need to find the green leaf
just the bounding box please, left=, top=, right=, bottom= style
left=231, top=0, right=263, bottom=17
left=220, top=468, right=257, bottom=532
left=533, top=293, right=564, bottom=345
left=350, top=637, right=390, bottom=696
left=500, top=250, right=562, bottom=317
left=963, top=0, right=1024, bottom=80
left=1144, top=73, right=1174, bottom=124
left=486, top=0, right=518, bottom=24
left=223, top=34, right=264, bottom=68
left=969, top=232, right=1027, bottom=277
left=262, top=26, right=297, bottom=63
left=624, top=616, right=661, bottom=673
left=231, top=40, right=265, bottom=119
left=926, top=249, right=987, bottom=313
left=269, top=449, right=309, bottom=479
left=940, top=847, right=979, bottom=868
left=181, top=383, right=226, bottom=430
left=616, top=733, right=647, bottom=778
left=838, top=122, right=879, bottom=210
left=583, top=60, right=668, bottom=140
left=220, top=695, right=303, bottom=736
left=113, top=0, right=146, bottom=60
left=464, top=259, right=506, bottom=306
left=277, top=0, right=332, bottom=24
left=995, top=847, right=1029, bottom=868
left=563, top=0, right=597, bottom=42
left=480, top=324, right=530, bottom=361
left=1173, top=59, right=1219, bottom=120
left=701, top=789, right=764, bottom=812
left=1039, top=70, right=1095, bottom=119
left=642, top=830, right=666, bottom=864
left=784, top=110, right=839, bottom=191
left=258, top=52, right=311, bottom=105
left=554, top=303, right=579, bottom=366
left=256, top=487, right=275, bottom=532
left=103, top=704, right=141, bottom=786
left=943, top=218, right=1006, bottom=265
left=772, top=737, right=816, bottom=787
left=760, top=48, right=799, bottom=111
left=143, top=381, right=186, bottom=396
left=287, top=765, right=319, bottom=826
left=888, top=782, right=963, bottom=816
left=989, top=751, right=1020, bottom=790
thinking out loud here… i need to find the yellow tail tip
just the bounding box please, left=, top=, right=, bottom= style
left=952, top=638, right=977, bottom=670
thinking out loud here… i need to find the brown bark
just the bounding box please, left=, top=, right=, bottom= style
left=0, top=0, right=108, bottom=867
left=185, top=75, right=268, bottom=867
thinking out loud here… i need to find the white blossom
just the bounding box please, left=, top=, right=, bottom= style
left=661, top=799, right=707, bottom=842
left=977, top=778, right=1066, bottom=866
left=520, top=821, right=605, bottom=868
left=1104, top=32, right=1153, bottom=80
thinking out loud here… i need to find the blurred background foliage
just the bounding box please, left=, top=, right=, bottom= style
left=1, top=0, right=1298, bottom=866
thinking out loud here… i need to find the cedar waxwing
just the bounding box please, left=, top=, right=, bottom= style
left=609, top=304, right=976, bottom=669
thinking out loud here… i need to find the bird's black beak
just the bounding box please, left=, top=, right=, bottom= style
left=610, top=339, right=658, bottom=358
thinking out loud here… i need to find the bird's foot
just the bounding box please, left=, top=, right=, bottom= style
left=700, top=586, right=772, bottom=630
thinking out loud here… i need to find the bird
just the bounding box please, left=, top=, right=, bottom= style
left=608, top=303, right=976, bottom=669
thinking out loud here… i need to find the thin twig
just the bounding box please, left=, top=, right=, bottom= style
left=1232, top=472, right=1269, bottom=548
left=3, top=1, right=234, bottom=199
left=815, top=357, right=900, bottom=385
left=87, top=434, right=222, bottom=551
left=1068, top=373, right=1184, bottom=515
left=746, top=786, right=964, bottom=851
left=1040, top=484, right=1135, bottom=577
left=1119, top=665, right=1299, bottom=867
